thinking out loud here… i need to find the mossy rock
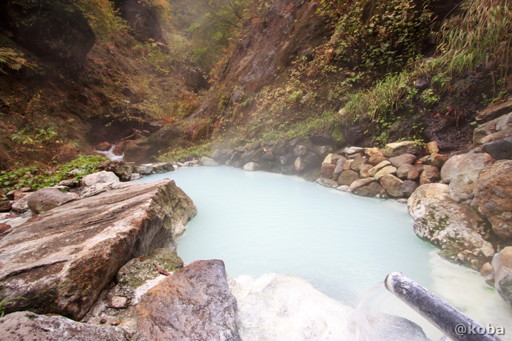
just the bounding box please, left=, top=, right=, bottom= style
left=116, top=248, right=183, bottom=289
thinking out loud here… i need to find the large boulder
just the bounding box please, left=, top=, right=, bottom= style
left=408, top=184, right=494, bottom=269
left=0, top=180, right=196, bottom=319
left=26, top=188, right=74, bottom=214
left=229, top=274, right=429, bottom=341
left=136, top=260, right=240, bottom=341
left=0, top=311, right=130, bottom=341
left=440, top=152, right=493, bottom=183
left=474, top=160, right=512, bottom=240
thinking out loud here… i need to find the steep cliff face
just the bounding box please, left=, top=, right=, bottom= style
left=188, top=0, right=333, bottom=141
left=0, top=0, right=201, bottom=169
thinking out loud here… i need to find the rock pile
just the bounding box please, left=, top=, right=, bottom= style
left=317, top=140, right=436, bottom=199
left=211, top=136, right=335, bottom=179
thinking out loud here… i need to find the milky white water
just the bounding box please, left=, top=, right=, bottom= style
left=139, top=166, right=511, bottom=340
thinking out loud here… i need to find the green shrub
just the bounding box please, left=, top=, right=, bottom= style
left=0, top=155, right=107, bottom=192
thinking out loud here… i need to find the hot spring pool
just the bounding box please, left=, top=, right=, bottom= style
left=139, top=166, right=511, bottom=339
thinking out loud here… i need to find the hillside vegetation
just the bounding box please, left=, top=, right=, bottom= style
left=184, top=0, right=511, bottom=156
left=0, top=0, right=511, bottom=169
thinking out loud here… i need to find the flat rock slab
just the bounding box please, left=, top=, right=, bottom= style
left=136, top=259, right=240, bottom=341
left=0, top=180, right=196, bottom=320
left=0, top=311, right=130, bottom=341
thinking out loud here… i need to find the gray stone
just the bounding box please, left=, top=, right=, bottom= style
left=243, top=162, right=260, bottom=171
left=380, top=174, right=404, bottom=198
left=108, top=296, right=129, bottom=309
left=0, top=180, right=196, bottom=320
left=153, top=162, right=175, bottom=173
left=58, top=179, right=78, bottom=187
left=401, top=180, right=418, bottom=198
left=374, top=165, right=397, bottom=180
left=0, top=311, right=130, bottom=341
left=414, top=78, right=429, bottom=89
left=482, top=137, right=512, bottom=159
left=135, top=163, right=154, bottom=175
left=430, top=153, right=450, bottom=168
left=26, top=188, right=73, bottom=214
left=473, top=112, right=512, bottom=144
left=359, top=164, right=373, bottom=178
left=130, top=173, right=142, bottom=181
left=333, top=157, right=347, bottom=180
left=320, top=163, right=336, bottom=179
left=474, top=160, right=512, bottom=240
left=408, top=184, right=494, bottom=270
left=337, top=170, right=360, bottom=186
left=389, top=154, right=417, bottom=168
left=476, top=100, right=512, bottom=122
left=440, top=152, right=493, bottom=183
left=449, top=174, right=475, bottom=203
left=352, top=181, right=386, bottom=197
left=419, top=165, right=440, bottom=185
left=200, top=156, right=219, bottom=166
left=349, top=178, right=375, bottom=192
left=294, top=157, right=307, bottom=173
left=101, top=161, right=134, bottom=182
left=491, top=247, right=512, bottom=306
left=368, top=160, right=391, bottom=177
left=211, top=149, right=231, bottom=163
left=396, top=164, right=415, bottom=180
left=350, top=156, right=367, bottom=172
left=136, top=260, right=240, bottom=341
left=383, top=141, right=422, bottom=157
left=316, top=178, right=338, bottom=188
left=11, top=196, right=29, bottom=213
left=81, top=171, right=120, bottom=187
left=343, top=146, right=364, bottom=155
